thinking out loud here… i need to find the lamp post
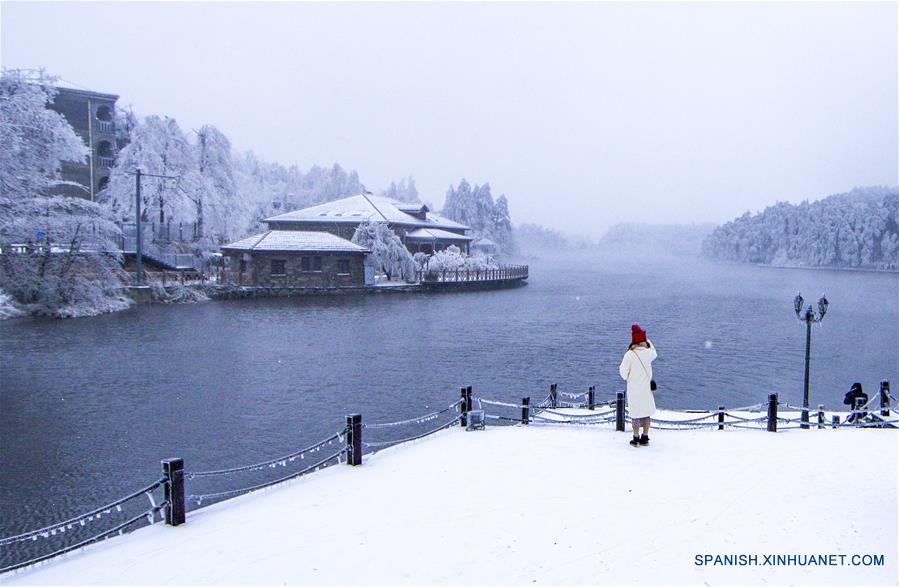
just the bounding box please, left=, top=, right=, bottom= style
left=793, top=292, right=828, bottom=429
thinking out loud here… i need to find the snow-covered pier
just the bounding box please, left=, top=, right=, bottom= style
left=3, top=413, right=896, bottom=585
left=2, top=387, right=896, bottom=585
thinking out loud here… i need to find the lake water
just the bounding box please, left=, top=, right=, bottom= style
left=1, top=253, right=897, bottom=565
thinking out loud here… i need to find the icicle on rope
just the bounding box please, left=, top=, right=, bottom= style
left=187, top=429, right=344, bottom=478
left=559, top=391, right=588, bottom=399
left=365, top=401, right=458, bottom=429
left=0, top=505, right=165, bottom=575
left=0, top=478, right=164, bottom=547
left=187, top=449, right=346, bottom=503
left=477, top=399, right=529, bottom=409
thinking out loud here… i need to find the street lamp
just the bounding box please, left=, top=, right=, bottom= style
left=793, top=292, right=828, bottom=428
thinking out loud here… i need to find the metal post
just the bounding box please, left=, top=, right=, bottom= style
left=881, top=380, right=890, bottom=417
left=135, top=169, right=143, bottom=286
left=345, top=414, right=362, bottom=466
left=801, top=318, right=812, bottom=428
left=460, top=387, right=468, bottom=427
left=550, top=383, right=558, bottom=409
left=588, top=386, right=595, bottom=410
left=767, top=393, right=778, bottom=432
left=87, top=98, right=95, bottom=202
left=466, top=386, right=473, bottom=415
left=817, top=404, right=825, bottom=429
left=718, top=406, right=725, bottom=430
left=615, top=392, right=625, bottom=432
left=521, top=397, right=530, bottom=425
left=161, top=458, right=185, bottom=526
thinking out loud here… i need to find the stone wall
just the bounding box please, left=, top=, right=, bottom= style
left=225, top=251, right=366, bottom=287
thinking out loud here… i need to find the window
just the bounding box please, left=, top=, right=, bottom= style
left=239, top=259, right=247, bottom=273
left=301, top=257, right=311, bottom=272
left=96, top=105, right=112, bottom=121
left=97, top=140, right=114, bottom=158
left=270, top=259, right=286, bottom=276
left=313, top=256, right=322, bottom=271
left=336, top=259, right=350, bottom=274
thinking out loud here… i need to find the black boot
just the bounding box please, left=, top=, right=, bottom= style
left=639, top=434, right=649, bottom=446
left=629, top=435, right=640, bottom=447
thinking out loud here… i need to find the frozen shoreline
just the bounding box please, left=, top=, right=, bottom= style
left=3, top=415, right=896, bottom=586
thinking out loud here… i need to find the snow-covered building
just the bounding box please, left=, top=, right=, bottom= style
left=47, top=85, right=119, bottom=201
left=264, top=194, right=472, bottom=255
left=221, top=230, right=370, bottom=287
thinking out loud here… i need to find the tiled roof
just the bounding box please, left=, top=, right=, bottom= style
left=405, top=228, right=474, bottom=241
left=221, top=231, right=369, bottom=253
left=264, top=194, right=470, bottom=231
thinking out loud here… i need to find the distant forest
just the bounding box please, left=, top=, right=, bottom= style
left=702, top=186, right=899, bottom=269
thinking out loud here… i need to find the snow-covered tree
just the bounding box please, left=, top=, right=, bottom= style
left=702, top=186, right=899, bottom=268
left=442, top=179, right=515, bottom=253
left=0, top=69, right=129, bottom=318
left=351, top=220, right=415, bottom=282
left=114, top=105, right=138, bottom=151
left=103, top=115, right=197, bottom=225
left=492, top=194, right=514, bottom=252
left=0, top=69, right=87, bottom=199
left=194, top=124, right=248, bottom=244
left=381, top=176, right=419, bottom=203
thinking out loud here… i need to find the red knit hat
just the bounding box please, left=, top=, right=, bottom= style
left=631, top=323, right=647, bottom=345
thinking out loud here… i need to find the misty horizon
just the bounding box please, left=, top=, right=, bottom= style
left=2, top=1, right=896, bottom=235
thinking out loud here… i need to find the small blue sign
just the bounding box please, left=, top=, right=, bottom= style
left=35, top=230, right=46, bottom=241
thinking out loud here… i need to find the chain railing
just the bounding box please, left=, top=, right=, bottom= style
left=2, top=381, right=892, bottom=575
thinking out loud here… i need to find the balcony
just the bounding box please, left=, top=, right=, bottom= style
left=98, top=156, right=115, bottom=169
left=95, top=120, right=114, bottom=135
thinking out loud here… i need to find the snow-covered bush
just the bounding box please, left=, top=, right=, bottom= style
left=417, top=247, right=499, bottom=273
left=351, top=221, right=416, bottom=282
left=0, top=289, right=24, bottom=319
left=149, top=282, right=210, bottom=304
left=0, top=197, right=131, bottom=318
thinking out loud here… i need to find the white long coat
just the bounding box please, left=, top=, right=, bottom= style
left=619, top=341, right=657, bottom=419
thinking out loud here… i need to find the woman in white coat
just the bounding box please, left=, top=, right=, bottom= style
left=619, top=323, right=657, bottom=447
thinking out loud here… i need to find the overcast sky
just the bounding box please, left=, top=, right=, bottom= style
left=2, top=1, right=896, bottom=235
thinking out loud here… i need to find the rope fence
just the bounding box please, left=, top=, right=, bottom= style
left=471, top=379, right=896, bottom=433
left=2, top=380, right=893, bottom=575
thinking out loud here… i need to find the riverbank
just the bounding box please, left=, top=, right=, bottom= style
left=753, top=262, right=899, bottom=275
left=3, top=416, right=896, bottom=585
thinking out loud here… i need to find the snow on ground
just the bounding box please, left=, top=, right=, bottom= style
left=4, top=420, right=897, bottom=585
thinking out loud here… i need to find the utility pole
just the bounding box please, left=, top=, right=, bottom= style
left=135, top=169, right=142, bottom=285
left=127, top=169, right=178, bottom=286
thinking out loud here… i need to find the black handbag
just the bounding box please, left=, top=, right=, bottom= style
left=650, top=379, right=657, bottom=392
